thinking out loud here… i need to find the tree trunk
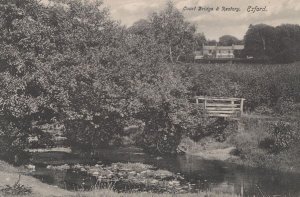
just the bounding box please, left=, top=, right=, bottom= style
left=169, top=46, right=174, bottom=63
left=262, top=37, right=266, bottom=51
left=176, top=54, right=182, bottom=62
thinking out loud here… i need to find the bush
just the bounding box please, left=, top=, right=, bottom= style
left=274, top=97, right=295, bottom=115
left=190, top=118, right=234, bottom=142
left=138, top=111, right=183, bottom=155
left=0, top=175, right=32, bottom=196
left=28, top=128, right=55, bottom=149
left=64, top=111, right=125, bottom=152
left=266, top=121, right=299, bottom=153
left=0, top=118, right=29, bottom=165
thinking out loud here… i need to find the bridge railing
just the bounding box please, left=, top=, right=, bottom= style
left=194, top=96, right=245, bottom=118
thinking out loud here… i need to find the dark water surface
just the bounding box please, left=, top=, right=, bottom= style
left=29, top=147, right=300, bottom=196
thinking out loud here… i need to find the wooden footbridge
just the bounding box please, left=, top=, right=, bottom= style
left=194, top=96, right=245, bottom=118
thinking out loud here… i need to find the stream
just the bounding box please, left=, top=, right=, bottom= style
left=28, top=147, right=300, bottom=196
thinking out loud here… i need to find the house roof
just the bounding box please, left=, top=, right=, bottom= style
left=233, top=45, right=244, bottom=50
left=203, top=45, right=244, bottom=50
left=203, top=46, right=217, bottom=50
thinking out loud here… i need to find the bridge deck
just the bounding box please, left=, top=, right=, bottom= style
left=195, top=96, right=245, bottom=118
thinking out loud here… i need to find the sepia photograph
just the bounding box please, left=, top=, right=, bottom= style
left=0, top=0, right=299, bottom=196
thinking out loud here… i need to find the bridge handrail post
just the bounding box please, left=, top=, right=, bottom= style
left=240, top=99, right=245, bottom=115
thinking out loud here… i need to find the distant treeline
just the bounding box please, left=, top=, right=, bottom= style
left=194, top=24, right=300, bottom=63
left=244, top=24, right=300, bottom=63
left=129, top=7, right=300, bottom=63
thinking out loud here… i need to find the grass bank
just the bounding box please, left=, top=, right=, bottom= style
left=0, top=160, right=72, bottom=197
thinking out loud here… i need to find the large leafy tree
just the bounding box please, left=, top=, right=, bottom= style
left=150, top=2, right=196, bottom=62
left=274, top=24, right=300, bottom=63
left=0, top=0, right=209, bottom=158
left=194, top=33, right=206, bottom=50
left=0, top=0, right=128, bottom=157
left=0, top=0, right=66, bottom=162
left=244, top=24, right=277, bottom=60
left=244, top=23, right=300, bottom=63
left=219, top=35, right=242, bottom=46
left=129, top=62, right=206, bottom=154
left=129, top=1, right=196, bottom=63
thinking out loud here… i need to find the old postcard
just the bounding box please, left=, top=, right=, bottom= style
left=0, top=0, right=299, bottom=196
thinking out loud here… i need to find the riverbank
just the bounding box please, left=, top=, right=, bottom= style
left=0, top=160, right=72, bottom=197
left=180, top=115, right=300, bottom=174
left=0, top=160, right=241, bottom=197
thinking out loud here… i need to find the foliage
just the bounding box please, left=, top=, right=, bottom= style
left=244, top=24, right=277, bottom=60
left=274, top=97, right=295, bottom=115
left=194, top=33, right=206, bottom=50
left=129, top=1, right=196, bottom=63
left=131, top=63, right=207, bottom=154
left=206, top=39, right=217, bottom=46
left=189, top=118, right=232, bottom=142
left=265, top=121, right=299, bottom=153
left=274, top=24, right=300, bottom=63
left=0, top=0, right=209, bottom=156
left=244, top=24, right=300, bottom=63
left=0, top=175, right=32, bottom=196
left=0, top=0, right=147, bottom=154
left=0, top=0, right=67, bottom=162
left=229, top=117, right=300, bottom=171
left=184, top=62, right=300, bottom=113
left=218, top=35, right=242, bottom=46
left=64, top=113, right=124, bottom=151
left=0, top=117, right=29, bottom=163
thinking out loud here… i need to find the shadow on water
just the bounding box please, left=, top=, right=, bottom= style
left=29, top=146, right=300, bottom=196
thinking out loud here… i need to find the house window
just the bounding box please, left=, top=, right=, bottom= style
left=228, top=50, right=231, bottom=54
left=209, top=50, right=212, bottom=54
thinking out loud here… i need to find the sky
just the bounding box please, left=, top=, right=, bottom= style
left=102, top=0, right=300, bottom=40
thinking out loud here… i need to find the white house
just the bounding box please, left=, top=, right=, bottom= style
left=195, top=44, right=244, bottom=59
